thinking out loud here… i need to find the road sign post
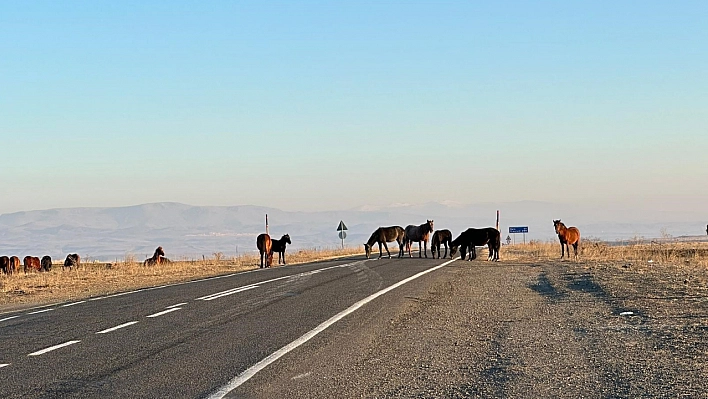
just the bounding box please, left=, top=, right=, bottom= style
left=336, top=220, right=348, bottom=249
left=509, top=226, right=529, bottom=244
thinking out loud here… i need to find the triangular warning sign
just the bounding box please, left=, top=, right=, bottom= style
left=337, top=221, right=348, bottom=231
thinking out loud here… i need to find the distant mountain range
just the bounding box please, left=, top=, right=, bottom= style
left=1, top=202, right=706, bottom=261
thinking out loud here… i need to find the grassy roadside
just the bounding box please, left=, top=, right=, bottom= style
left=0, top=247, right=364, bottom=310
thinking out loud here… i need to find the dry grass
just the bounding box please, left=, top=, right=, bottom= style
left=0, top=246, right=363, bottom=309
left=503, top=239, right=708, bottom=268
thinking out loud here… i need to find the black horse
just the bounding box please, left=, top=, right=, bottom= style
left=364, top=226, right=406, bottom=259
left=450, top=227, right=500, bottom=261
left=271, top=234, right=292, bottom=265
left=431, top=229, right=456, bottom=259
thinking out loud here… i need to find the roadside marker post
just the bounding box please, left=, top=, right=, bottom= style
left=336, top=221, right=347, bottom=249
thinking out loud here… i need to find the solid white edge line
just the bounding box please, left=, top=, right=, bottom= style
left=146, top=308, right=181, bottom=318
left=0, top=316, right=20, bottom=323
left=61, top=300, right=87, bottom=307
left=27, top=308, right=55, bottom=315
left=0, top=364, right=9, bottom=368
left=28, top=340, right=81, bottom=356
left=206, top=258, right=457, bottom=399
left=96, top=321, right=139, bottom=334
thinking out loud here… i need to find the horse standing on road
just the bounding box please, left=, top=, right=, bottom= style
left=271, top=234, right=291, bottom=265
left=450, top=227, right=500, bottom=261
left=553, top=219, right=580, bottom=259
left=431, top=229, right=456, bottom=259
left=404, top=220, right=434, bottom=258
left=257, top=233, right=274, bottom=268
left=364, top=226, right=406, bottom=259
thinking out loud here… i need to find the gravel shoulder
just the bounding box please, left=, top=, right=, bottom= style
left=238, top=257, right=708, bottom=398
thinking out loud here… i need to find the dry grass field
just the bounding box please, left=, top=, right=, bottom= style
left=3, top=240, right=708, bottom=312
left=0, top=247, right=363, bottom=310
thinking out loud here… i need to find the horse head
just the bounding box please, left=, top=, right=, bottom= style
left=364, top=244, right=371, bottom=259
left=426, top=220, right=434, bottom=232
left=553, top=220, right=563, bottom=234
left=155, top=246, right=165, bottom=257
left=282, top=234, right=291, bottom=245
left=450, top=246, right=458, bottom=258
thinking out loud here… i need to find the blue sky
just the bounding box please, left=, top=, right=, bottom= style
left=1, top=1, right=707, bottom=215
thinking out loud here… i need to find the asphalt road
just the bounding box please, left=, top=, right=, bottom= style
left=3, top=254, right=706, bottom=398
left=0, top=255, right=450, bottom=398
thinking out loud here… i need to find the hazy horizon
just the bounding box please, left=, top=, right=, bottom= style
left=2, top=2, right=707, bottom=218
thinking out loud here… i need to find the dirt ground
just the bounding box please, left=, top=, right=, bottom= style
left=248, top=255, right=708, bottom=398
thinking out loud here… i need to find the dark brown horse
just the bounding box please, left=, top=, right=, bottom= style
left=144, top=247, right=168, bottom=266
left=0, top=256, right=8, bottom=274
left=23, top=256, right=41, bottom=273
left=364, top=226, right=406, bottom=259
left=404, top=220, right=434, bottom=258
left=431, top=229, right=456, bottom=259
left=41, top=255, right=52, bottom=272
left=257, top=233, right=273, bottom=268
left=9, top=256, right=22, bottom=274
left=63, top=254, right=81, bottom=270
left=271, top=234, right=291, bottom=265
left=553, top=219, right=580, bottom=259
left=450, top=227, right=501, bottom=261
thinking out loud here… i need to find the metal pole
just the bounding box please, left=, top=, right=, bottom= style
left=496, top=210, right=500, bottom=231
left=265, top=214, right=269, bottom=235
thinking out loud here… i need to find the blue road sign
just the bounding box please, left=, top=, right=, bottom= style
left=509, top=226, right=528, bottom=234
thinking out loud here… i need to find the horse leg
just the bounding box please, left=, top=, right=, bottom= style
left=560, top=242, right=565, bottom=259
left=383, top=241, right=391, bottom=258
left=423, top=240, right=428, bottom=258
left=259, top=251, right=264, bottom=268
left=378, top=242, right=384, bottom=259
left=443, top=243, right=448, bottom=259
left=573, top=242, right=578, bottom=259
left=470, top=246, right=476, bottom=261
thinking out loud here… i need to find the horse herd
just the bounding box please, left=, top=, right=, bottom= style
left=0, top=220, right=581, bottom=274
left=0, top=253, right=81, bottom=275
left=363, top=219, right=581, bottom=262
left=363, top=220, right=501, bottom=261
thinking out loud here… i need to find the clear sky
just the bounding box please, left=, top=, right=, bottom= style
left=1, top=1, right=706, bottom=215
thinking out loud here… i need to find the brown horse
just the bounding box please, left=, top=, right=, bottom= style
left=9, top=256, right=22, bottom=274
left=271, top=234, right=291, bottom=265
left=450, top=227, right=500, bottom=261
left=63, top=254, right=81, bottom=270
left=404, top=220, right=434, bottom=258
left=431, top=229, right=456, bottom=259
left=0, top=256, right=8, bottom=274
left=23, top=256, right=41, bottom=273
left=553, top=219, right=580, bottom=259
left=257, top=233, right=273, bottom=268
left=41, top=255, right=52, bottom=272
left=144, top=247, right=169, bottom=266
left=364, top=226, right=406, bottom=259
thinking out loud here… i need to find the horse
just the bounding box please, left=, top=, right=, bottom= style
left=144, top=247, right=169, bottom=266
left=257, top=233, right=273, bottom=268
left=364, top=226, right=406, bottom=259
left=0, top=256, right=8, bottom=274
left=9, top=256, right=22, bottom=274
left=271, top=234, right=291, bottom=265
left=63, top=254, right=81, bottom=270
left=23, top=256, right=41, bottom=273
left=41, top=255, right=52, bottom=272
left=404, top=220, right=434, bottom=258
left=450, top=227, right=501, bottom=261
left=431, top=229, right=456, bottom=259
left=553, top=219, right=580, bottom=259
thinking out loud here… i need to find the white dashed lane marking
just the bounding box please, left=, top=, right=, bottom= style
left=166, top=303, right=188, bottom=308
left=0, top=364, right=9, bottom=368
left=146, top=308, right=181, bottom=318
left=0, top=316, right=20, bottom=323
left=96, top=321, right=139, bottom=334
left=28, top=340, right=81, bottom=356
left=197, top=285, right=259, bottom=301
